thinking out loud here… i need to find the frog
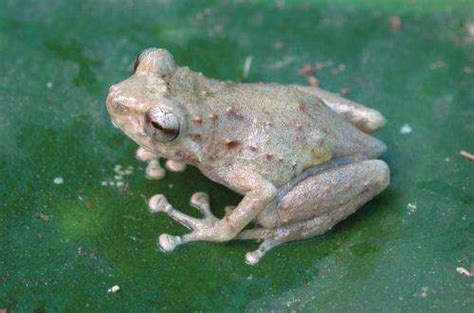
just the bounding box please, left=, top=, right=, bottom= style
left=106, top=48, right=390, bottom=265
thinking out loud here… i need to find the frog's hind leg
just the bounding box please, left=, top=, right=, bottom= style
left=239, top=159, right=390, bottom=265
left=294, top=85, right=386, bottom=133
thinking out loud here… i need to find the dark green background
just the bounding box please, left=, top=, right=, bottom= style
left=1, top=0, right=473, bottom=312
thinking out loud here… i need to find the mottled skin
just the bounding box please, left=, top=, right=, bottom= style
left=106, top=48, right=390, bottom=264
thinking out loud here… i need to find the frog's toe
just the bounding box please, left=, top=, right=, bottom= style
left=148, top=194, right=170, bottom=213
left=136, top=147, right=157, bottom=162
left=165, top=160, right=187, bottom=172
left=245, top=238, right=283, bottom=266
left=158, top=234, right=180, bottom=252
left=146, top=159, right=166, bottom=180
left=189, top=192, right=214, bottom=218
left=245, top=251, right=261, bottom=265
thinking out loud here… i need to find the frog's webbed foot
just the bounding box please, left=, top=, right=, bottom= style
left=136, top=147, right=166, bottom=180
left=148, top=170, right=277, bottom=263
left=149, top=193, right=273, bottom=260
left=135, top=147, right=187, bottom=180
left=148, top=192, right=226, bottom=252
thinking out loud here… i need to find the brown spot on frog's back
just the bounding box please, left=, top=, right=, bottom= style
left=298, top=102, right=307, bottom=113
left=224, top=140, right=241, bottom=149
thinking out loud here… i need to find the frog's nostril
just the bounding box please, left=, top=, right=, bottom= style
left=106, top=95, right=116, bottom=111
left=106, top=91, right=127, bottom=115
left=110, top=101, right=129, bottom=115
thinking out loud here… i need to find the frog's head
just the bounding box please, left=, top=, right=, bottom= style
left=106, top=48, right=191, bottom=160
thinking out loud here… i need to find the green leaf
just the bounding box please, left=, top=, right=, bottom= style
left=0, top=0, right=472, bottom=312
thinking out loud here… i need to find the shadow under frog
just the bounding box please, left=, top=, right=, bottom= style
left=106, top=48, right=390, bottom=265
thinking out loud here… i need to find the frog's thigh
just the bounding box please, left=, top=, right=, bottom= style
left=245, top=160, right=389, bottom=265
left=257, top=160, right=390, bottom=230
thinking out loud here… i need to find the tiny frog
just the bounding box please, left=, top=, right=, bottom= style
left=106, top=48, right=390, bottom=264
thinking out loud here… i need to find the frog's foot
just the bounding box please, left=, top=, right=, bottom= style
left=148, top=193, right=225, bottom=252
left=136, top=147, right=157, bottom=162
left=165, top=160, right=187, bottom=173
left=136, top=147, right=166, bottom=180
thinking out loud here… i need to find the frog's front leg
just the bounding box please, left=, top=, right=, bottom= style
left=135, top=147, right=187, bottom=180
left=148, top=169, right=276, bottom=251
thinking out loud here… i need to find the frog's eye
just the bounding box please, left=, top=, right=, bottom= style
left=145, top=107, right=179, bottom=142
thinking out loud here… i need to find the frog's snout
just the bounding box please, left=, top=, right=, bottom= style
left=105, top=85, right=120, bottom=114
left=108, top=84, right=119, bottom=94
left=106, top=85, right=132, bottom=127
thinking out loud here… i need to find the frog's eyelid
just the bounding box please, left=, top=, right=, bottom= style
left=147, top=109, right=177, bottom=128
left=133, top=48, right=176, bottom=75
left=133, top=54, right=140, bottom=72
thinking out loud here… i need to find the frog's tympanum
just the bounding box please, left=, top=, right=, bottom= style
left=106, top=48, right=390, bottom=265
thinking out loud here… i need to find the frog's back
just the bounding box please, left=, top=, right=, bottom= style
left=222, top=82, right=386, bottom=159
left=205, top=82, right=385, bottom=185
left=169, top=69, right=385, bottom=186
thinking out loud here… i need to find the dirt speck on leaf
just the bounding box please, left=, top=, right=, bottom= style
left=390, top=16, right=402, bottom=31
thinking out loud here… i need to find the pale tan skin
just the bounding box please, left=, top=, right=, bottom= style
left=106, top=48, right=390, bottom=264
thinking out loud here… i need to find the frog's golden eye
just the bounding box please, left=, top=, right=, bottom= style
left=145, top=107, right=179, bottom=142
